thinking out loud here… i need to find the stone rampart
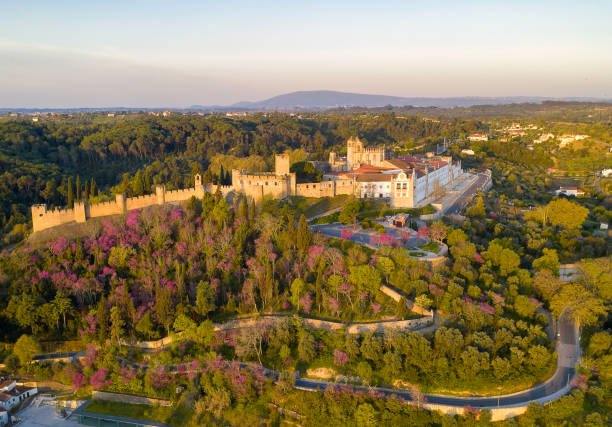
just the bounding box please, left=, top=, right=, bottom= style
left=31, top=179, right=218, bottom=233
left=87, top=199, right=123, bottom=218
left=125, top=194, right=158, bottom=211
left=296, top=182, right=335, bottom=198
left=165, top=188, right=198, bottom=203
left=31, top=206, right=77, bottom=232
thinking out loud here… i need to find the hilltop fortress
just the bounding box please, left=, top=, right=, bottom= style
left=32, top=138, right=464, bottom=233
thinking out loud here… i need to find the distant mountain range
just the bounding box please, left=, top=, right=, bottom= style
left=191, top=90, right=611, bottom=111
left=3, top=91, right=610, bottom=114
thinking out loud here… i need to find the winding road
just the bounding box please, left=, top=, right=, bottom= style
left=295, top=313, right=579, bottom=409
left=33, top=313, right=579, bottom=411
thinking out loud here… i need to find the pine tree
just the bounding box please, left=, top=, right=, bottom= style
left=395, top=297, right=409, bottom=319
left=75, top=175, right=81, bottom=202
left=203, top=169, right=213, bottom=184
left=296, top=214, right=312, bottom=255
left=66, top=177, right=74, bottom=208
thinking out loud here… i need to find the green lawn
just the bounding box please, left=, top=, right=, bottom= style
left=85, top=399, right=192, bottom=426
left=290, top=195, right=350, bottom=218
left=419, top=241, right=440, bottom=253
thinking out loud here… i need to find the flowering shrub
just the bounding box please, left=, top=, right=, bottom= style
left=149, top=366, right=170, bottom=389
left=300, top=294, right=313, bottom=314
left=333, top=349, right=349, bottom=367
left=72, top=371, right=87, bottom=390
left=90, top=368, right=112, bottom=388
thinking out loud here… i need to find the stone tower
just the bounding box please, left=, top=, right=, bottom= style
left=31, top=204, right=47, bottom=232
left=347, top=136, right=366, bottom=169
left=275, top=153, right=291, bottom=176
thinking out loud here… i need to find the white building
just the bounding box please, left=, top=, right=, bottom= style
left=559, top=134, right=589, bottom=148
left=601, top=169, right=612, bottom=177
left=0, top=408, right=8, bottom=427
left=461, top=149, right=475, bottom=155
left=555, top=187, right=585, bottom=197
left=0, top=380, right=37, bottom=410
left=468, top=134, right=488, bottom=142
left=534, top=133, right=554, bottom=143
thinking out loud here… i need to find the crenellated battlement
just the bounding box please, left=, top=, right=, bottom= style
left=32, top=174, right=214, bottom=233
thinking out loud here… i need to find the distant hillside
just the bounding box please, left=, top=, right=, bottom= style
left=221, top=91, right=607, bottom=111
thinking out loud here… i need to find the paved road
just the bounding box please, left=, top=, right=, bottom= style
left=33, top=313, right=578, bottom=411
left=295, top=313, right=578, bottom=408
left=446, top=173, right=491, bottom=215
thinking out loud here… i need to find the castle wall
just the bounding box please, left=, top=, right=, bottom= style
left=232, top=169, right=294, bottom=201
left=125, top=194, right=158, bottom=211
left=334, top=179, right=356, bottom=195
left=165, top=188, right=198, bottom=203
left=32, top=206, right=77, bottom=232
left=87, top=200, right=123, bottom=218
left=296, top=182, right=335, bottom=198
left=32, top=175, right=228, bottom=233
left=295, top=179, right=356, bottom=198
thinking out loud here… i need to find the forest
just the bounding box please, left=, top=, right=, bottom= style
left=0, top=112, right=482, bottom=245
left=0, top=108, right=610, bottom=425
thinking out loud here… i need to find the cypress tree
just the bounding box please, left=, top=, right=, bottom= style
left=219, top=165, right=225, bottom=185
left=133, top=170, right=144, bottom=195
left=90, top=178, right=97, bottom=198
left=75, top=175, right=81, bottom=201
left=96, top=297, right=109, bottom=343
left=250, top=199, right=256, bottom=224
left=83, top=179, right=89, bottom=202
left=296, top=214, right=312, bottom=255
left=315, top=262, right=323, bottom=313
left=144, top=168, right=152, bottom=192
left=66, top=177, right=74, bottom=208
left=238, top=196, right=248, bottom=219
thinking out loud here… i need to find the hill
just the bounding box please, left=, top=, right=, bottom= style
left=221, top=91, right=608, bottom=111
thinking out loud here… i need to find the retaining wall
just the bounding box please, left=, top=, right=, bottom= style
left=379, top=284, right=434, bottom=317
left=122, top=313, right=434, bottom=349
left=92, top=390, right=171, bottom=407
left=422, top=403, right=528, bottom=422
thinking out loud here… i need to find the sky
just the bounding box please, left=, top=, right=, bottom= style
left=1, top=0, right=612, bottom=107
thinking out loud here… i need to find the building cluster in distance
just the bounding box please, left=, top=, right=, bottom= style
left=32, top=137, right=463, bottom=233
